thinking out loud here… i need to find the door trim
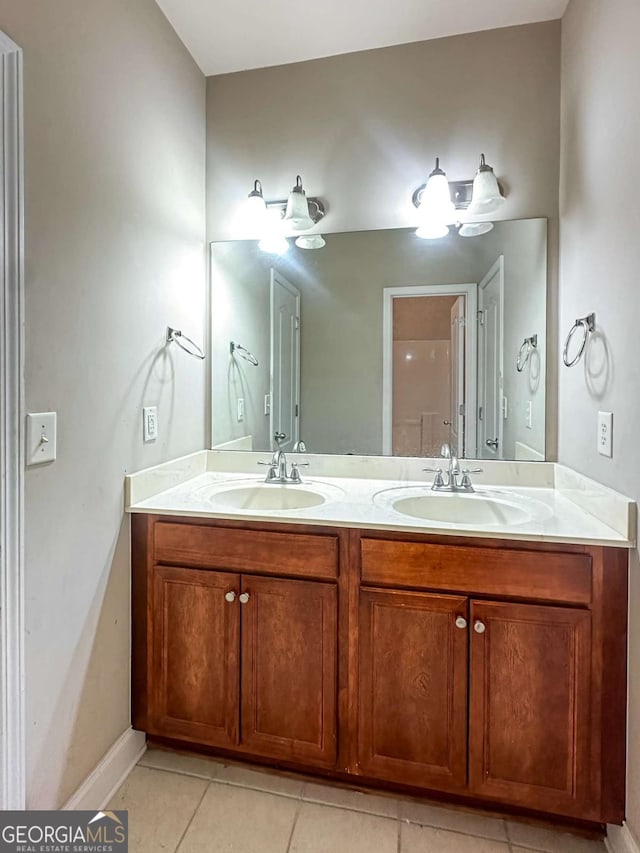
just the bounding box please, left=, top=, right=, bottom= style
left=477, top=257, right=505, bottom=460
left=269, top=269, right=300, bottom=451
left=0, top=31, right=26, bottom=810
left=382, top=284, right=478, bottom=457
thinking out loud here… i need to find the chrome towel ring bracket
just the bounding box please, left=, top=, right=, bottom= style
left=516, top=334, right=538, bottom=373
left=563, top=313, right=596, bottom=368
left=230, top=341, right=259, bottom=367
left=166, top=326, right=205, bottom=360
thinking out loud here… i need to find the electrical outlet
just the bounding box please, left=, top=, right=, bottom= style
left=143, top=406, right=158, bottom=442
left=237, top=397, right=245, bottom=423
left=26, top=412, right=57, bottom=465
left=598, top=411, right=613, bottom=457
left=525, top=401, right=533, bottom=430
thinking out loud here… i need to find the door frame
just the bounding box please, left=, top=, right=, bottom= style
left=0, top=31, right=26, bottom=810
left=382, top=284, right=478, bottom=457
left=269, top=269, right=301, bottom=451
left=477, top=257, right=505, bottom=460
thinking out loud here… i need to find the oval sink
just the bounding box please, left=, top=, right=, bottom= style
left=391, top=493, right=533, bottom=526
left=203, top=481, right=342, bottom=512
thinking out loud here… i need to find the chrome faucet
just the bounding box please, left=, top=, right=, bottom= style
left=423, top=443, right=483, bottom=493
left=259, top=449, right=309, bottom=484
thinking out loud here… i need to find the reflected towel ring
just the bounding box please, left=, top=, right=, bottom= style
left=563, top=313, right=595, bottom=367
left=230, top=341, right=259, bottom=367
left=516, top=334, right=538, bottom=373
left=166, top=326, right=205, bottom=360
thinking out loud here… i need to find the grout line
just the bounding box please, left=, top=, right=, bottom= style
left=285, top=798, right=304, bottom=853
left=173, top=780, right=211, bottom=853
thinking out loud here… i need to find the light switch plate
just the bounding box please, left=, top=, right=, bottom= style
left=26, top=412, right=57, bottom=465
left=143, top=406, right=158, bottom=442
left=525, top=401, right=533, bottom=430
left=598, top=411, right=613, bottom=457
left=237, top=397, right=245, bottom=423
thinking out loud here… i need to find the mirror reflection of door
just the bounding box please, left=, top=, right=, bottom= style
left=387, top=286, right=477, bottom=458
left=270, top=269, right=301, bottom=452
left=478, top=257, right=505, bottom=460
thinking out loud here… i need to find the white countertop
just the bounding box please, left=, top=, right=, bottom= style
left=125, top=451, right=636, bottom=548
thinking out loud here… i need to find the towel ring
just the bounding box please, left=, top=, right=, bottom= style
left=230, top=341, right=259, bottom=367
left=166, top=327, right=205, bottom=360
left=563, top=313, right=595, bottom=368
left=516, top=335, right=538, bottom=373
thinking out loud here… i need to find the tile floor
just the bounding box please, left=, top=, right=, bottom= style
left=109, top=748, right=608, bottom=853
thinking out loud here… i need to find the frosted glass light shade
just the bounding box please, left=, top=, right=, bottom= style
left=295, top=234, right=326, bottom=249
left=419, top=158, right=456, bottom=226
left=244, top=179, right=267, bottom=232
left=416, top=218, right=450, bottom=240
left=459, top=221, right=494, bottom=237
left=468, top=155, right=504, bottom=215
left=284, top=175, right=314, bottom=231
left=259, top=208, right=289, bottom=254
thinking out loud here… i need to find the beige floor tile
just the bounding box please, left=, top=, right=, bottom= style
left=177, top=783, right=298, bottom=853
left=302, top=781, right=399, bottom=818
left=400, top=798, right=507, bottom=840
left=290, top=802, right=397, bottom=853
left=108, top=766, right=207, bottom=853
left=214, top=762, right=304, bottom=797
left=401, top=822, right=510, bottom=852
left=138, top=747, right=221, bottom=780
left=507, top=822, right=606, bottom=852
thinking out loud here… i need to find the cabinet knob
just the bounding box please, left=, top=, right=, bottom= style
left=474, top=620, right=486, bottom=634
left=224, top=591, right=236, bottom=603
left=455, top=616, right=467, bottom=630
left=239, top=592, right=250, bottom=604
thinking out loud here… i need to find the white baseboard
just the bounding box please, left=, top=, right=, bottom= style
left=607, top=823, right=640, bottom=853
left=63, top=727, right=146, bottom=810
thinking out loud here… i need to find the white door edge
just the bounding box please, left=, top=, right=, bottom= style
left=0, top=31, right=26, bottom=810
left=382, top=284, right=478, bottom=457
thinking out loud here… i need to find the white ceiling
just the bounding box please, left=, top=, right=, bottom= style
left=156, top=0, right=569, bottom=76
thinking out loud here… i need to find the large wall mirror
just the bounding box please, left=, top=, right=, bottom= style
left=210, top=219, right=547, bottom=461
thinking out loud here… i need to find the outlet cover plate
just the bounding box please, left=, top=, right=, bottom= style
left=143, top=406, right=158, bottom=442
left=598, top=411, right=613, bottom=457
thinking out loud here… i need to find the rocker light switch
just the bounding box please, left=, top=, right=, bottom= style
left=26, top=412, right=57, bottom=465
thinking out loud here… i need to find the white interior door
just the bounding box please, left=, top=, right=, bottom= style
left=270, top=270, right=300, bottom=452
left=449, top=297, right=465, bottom=457
left=478, top=258, right=504, bottom=460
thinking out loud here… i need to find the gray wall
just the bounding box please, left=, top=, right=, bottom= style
left=0, top=0, right=206, bottom=808
left=206, top=21, right=561, bottom=454
left=559, top=0, right=640, bottom=836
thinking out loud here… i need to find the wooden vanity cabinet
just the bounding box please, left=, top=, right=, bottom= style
left=134, top=517, right=340, bottom=768
left=132, top=515, right=628, bottom=826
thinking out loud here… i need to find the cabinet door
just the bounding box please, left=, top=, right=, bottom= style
left=469, top=600, right=592, bottom=815
left=358, top=589, right=468, bottom=791
left=240, top=575, right=337, bottom=767
left=150, top=565, right=240, bottom=748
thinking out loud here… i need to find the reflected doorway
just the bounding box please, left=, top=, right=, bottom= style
left=382, top=284, right=478, bottom=458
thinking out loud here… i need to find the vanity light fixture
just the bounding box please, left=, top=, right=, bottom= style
left=284, top=175, right=315, bottom=231
left=468, top=154, right=505, bottom=215
left=295, top=234, right=326, bottom=250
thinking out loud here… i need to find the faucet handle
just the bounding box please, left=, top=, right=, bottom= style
left=289, top=461, right=309, bottom=483
left=258, top=460, right=278, bottom=480
left=462, top=467, right=483, bottom=474
left=422, top=467, right=442, bottom=473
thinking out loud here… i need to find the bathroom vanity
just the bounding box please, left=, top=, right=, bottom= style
left=128, top=452, right=634, bottom=829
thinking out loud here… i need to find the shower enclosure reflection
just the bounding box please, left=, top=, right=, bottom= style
left=210, top=219, right=547, bottom=461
